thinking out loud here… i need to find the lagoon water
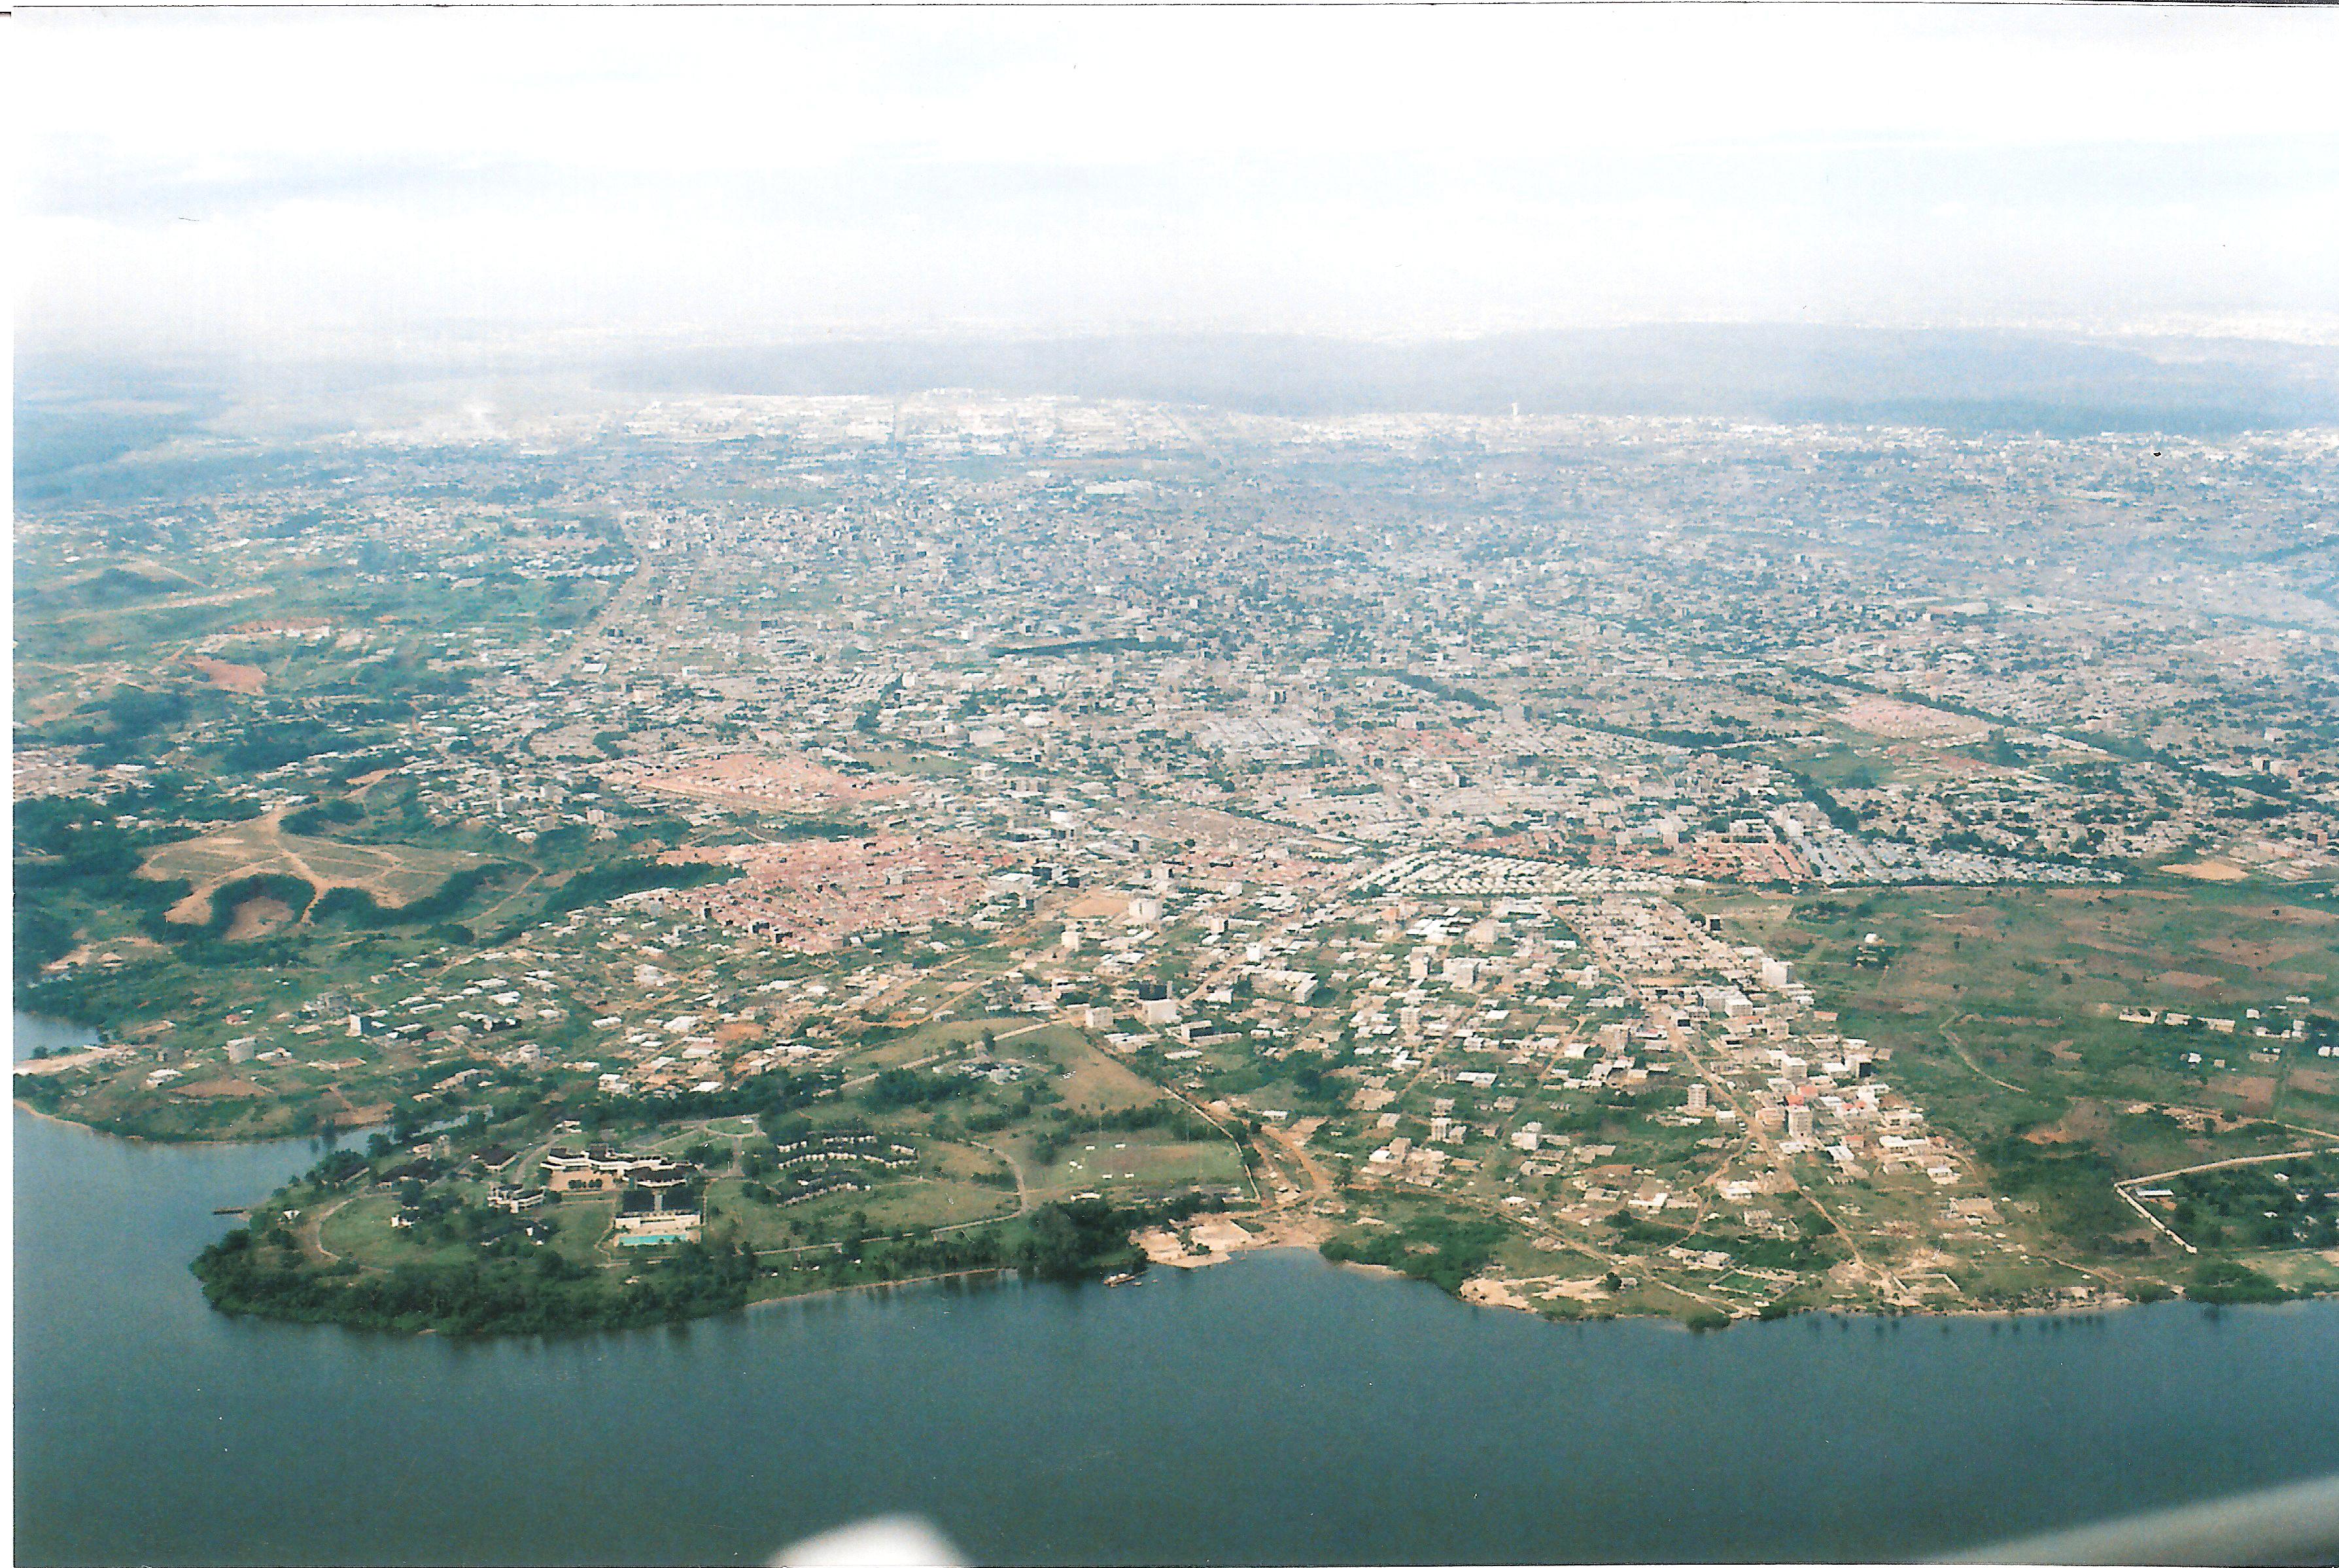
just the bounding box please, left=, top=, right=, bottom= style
left=15, top=1014, right=2339, bottom=1566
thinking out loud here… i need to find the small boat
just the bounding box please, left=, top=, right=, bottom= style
left=212, top=1207, right=249, bottom=1216
left=1102, top=1271, right=1143, bottom=1287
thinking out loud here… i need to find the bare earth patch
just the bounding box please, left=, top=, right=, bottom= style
left=1836, top=696, right=1988, bottom=742
left=1462, top=1276, right=1534, bottom=1309
left=2200, top=937, right=2315, bottom=966
left=615, top=752, right=911, bottom=815
left=186, top=655, right=266, bottom=694
left=171, top=1077, right=269, bottom=1100
left=2155, top=970, right=2225, bottom=992
left=224, top=896, right=295, bottom=940
left=141, top=807, right=486, bottom=927
left=2217, top=1076, right=2279, bottom=1113
left=2024, top=1099, right=2111, bottom=1145
left=1137, top=1229, right=1228, bottom=1269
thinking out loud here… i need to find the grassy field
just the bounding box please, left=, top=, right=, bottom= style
left=318, top=1191, right=470, bottom=1269
left=319, top=1188, right=618, bottom=1271
left=704, top=1173, right=1018, bottom=1249
left=1695, top=878, right=2339, bottom=1265
left=1704, top=882, right=2336, bottom=1126
left=1022, top=1129, right=1246, bottom=1202
left=844, top=1016, right=1026, bottom=1072
left=1018, top=1027, right=1174, bottom=1116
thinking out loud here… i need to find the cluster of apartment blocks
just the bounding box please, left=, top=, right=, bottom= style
left=475, top=1142, right=704, bottom=1235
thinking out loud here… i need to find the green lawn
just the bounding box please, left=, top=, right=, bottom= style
left=704, top=1174, right=1018, bottom=1249
left=1024, top=1131, right=1245, bottom=1202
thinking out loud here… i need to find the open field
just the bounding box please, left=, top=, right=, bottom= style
left=1024, top=1131, right=1247, bottom=1202
left=319, top=1189, right=617, bottom=1272
left=1710, top=881, right=2335, bottom=1106
left=319, top=1191, right=480, bottom=1270
left=704, top=1174, right=1018, bottom=1248
left=139, top=811, right=488, bottom=925
left=1020, top=1027, right=1177, bottom=1116
left=184, top=655, right=266, bottom=695
left=1699, top=879, right=2339, bottom=1261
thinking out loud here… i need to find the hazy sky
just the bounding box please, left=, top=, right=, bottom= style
left=19, top=5, right=2339, bottom=358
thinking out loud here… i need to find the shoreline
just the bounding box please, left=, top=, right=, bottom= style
left=738, top=1245, right=2317, bottom=1333
left=24, top=1098, right=2322, bottom=1333
left=745, top=1265, right=1014, bottom=1311
left=12, top=1096, right=316, bottom=1150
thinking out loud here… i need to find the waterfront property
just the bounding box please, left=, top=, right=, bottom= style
left=16, top=1103, right=2339, bottom=1568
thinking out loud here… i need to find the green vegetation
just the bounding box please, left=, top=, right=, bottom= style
left=313, top=862, right=519, bottom=928
left=2185, top=1260, right=2292, bottom=1305
left=193, top=1179, right=1159, bottom=1335
left=1724, top=880, right=2339, bottom=1270
left=530, top=859, right=740, bottom=923
left=193, top=1225, right=764, bottom=1335
left=1322, top=1209, right=1509, bottom=1295
left=2164, top=1153, right=2339, bottom=1252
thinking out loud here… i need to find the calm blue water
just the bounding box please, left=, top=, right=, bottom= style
left=15, top=1013, right=2339, bottom=1565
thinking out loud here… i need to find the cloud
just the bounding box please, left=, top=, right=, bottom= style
left=18, top=5, right=2339, bottom=355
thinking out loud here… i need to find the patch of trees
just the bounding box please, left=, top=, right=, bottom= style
left=38, top=774, right=256, bottom=828
left=1628, top=1205, right=1843, bottom=1273
left=1978, top=1135, right=2134, bottom=1253
left=45, top=567, right=178, bottom=609
left=98, top=683, right=195, bottom=751
left=2185, top=1260, right=2292, bottom=1305
left=1791, top=772, right=1864, bottom=834
left=192, top=1190, right=1170, bottom=1337
left=560, top=1067, right=833, bottom=1136
left=12, top=1070, right=70, bottom=1114
left=772, top=818, right=869, bottom=842
left=30, top=684, right=198, bottom=762
left=152, top=872, right=316, bottom=943
left=1604, top=1214, right=1689, bottom=1246
left=192, top=1228, right=765, bottom=1335
left=304, top=1150, right=373, bottom=1187
left=538, top=858, right=740, bottom=919
left=1012, top=635, right=1185, bottom=658
left=12, top=802, right=207, bottom=989
left=1973, top=733, right=2030, bottom=767
left=15, top=800, right=175, bottom=880
left=773, top=1197, right=1164, bottom=1291
left=1321, top=1210, right=1509, bottom=1295
left=398, top=1191, right=563, bottom=1256
left=1013, top=1198, right=1149, bottom=1281
left=315, top=862, right=516, bottom=929
left=2167, top=1155, right=2339, bottom=1252
left=1283, top=1054, right=1346, bottom=1106
left=216, top=717, right=355, bottom=774
left=1725, top=1231, right=1839, bottom=1272
left=283, top=797, right=366, bottom=836
left=14, top=904, right=80, bottom=977
left=864, top=1066, right=978, bottom=1112
left=1637, top=724, right=1754, bottom=749
left=1092, top=1102, right=1204, bottom=1134
left=1379, top=670, right=1497, bottom=712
